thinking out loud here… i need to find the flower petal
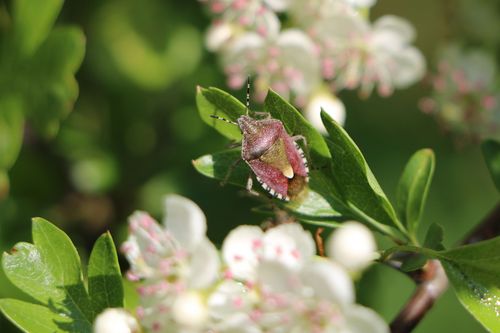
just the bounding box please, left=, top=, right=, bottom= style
left=261, top=223, right=316, bottom=270
left=222, top=225, right=264, bottom=280
left=373, top=15, right=415, bottom=44
left=342, top=305, right=389, bottom=333
left=188, top=237, right=221, bottom=289
left=163, top=194, right=207, bottom=251
left=301, top=260, right=354, bottom=306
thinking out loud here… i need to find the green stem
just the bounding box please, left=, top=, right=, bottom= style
left=380, top=245, right=439, bottom=262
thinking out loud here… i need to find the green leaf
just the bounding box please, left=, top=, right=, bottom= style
left=396, top=149, right=435, bottom=237
left=2, top=218, right=93, bottom=332
left=88, top=232, right=123, bottom=316
left=196, top=86, right=246, bottom=141
left=423, top=223, right=444, bottom=250
left=400, top=223, right=444, bottom=272
left=12, top=0, right=64, bottom=57
left=192, top=150, right=343, bottom=222
left=0, top=96, right=25, bottom=170
left=24, top=26, right=86, bottom=137
left=0, top=299, right=72, bottom=333
left=384, top=237, right=500, bottom=332
left=481, top=139, right=500, bottom=192
left=439, top=237, right=500, bottom=332
left=320, top=110, right=404, bottom=236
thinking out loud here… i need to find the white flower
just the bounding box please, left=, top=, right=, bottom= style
left=121, top=194, right=220, bottom=333
left=305, top=89, right=346, bottom=132
left=222, top=29, right=320, bottom=103
left=420, top=45, right=500, bottom=140
left=312, top=13, right=425, bottom=96
left=205, top=22, right=236, bottom=51
left=200, top=0, right=281, bottom=38
left=215, top=223, right=389, bottom=333
left=222, top=223, right=315, bottom=281
left=172, top=291, right=209, bottom=329
left=343, top=0, right=377, bottom=8
left=93, top=308, right=139, bottom=333
left=326, top=221, right=378, bottom=273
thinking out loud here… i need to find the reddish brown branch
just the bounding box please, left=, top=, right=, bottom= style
left=390, top=203, right=500, bottom=333
left=315, top=228, right=325, bottom=257
left=390, top=260, right=448, bottom=333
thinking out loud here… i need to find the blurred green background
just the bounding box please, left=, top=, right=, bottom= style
left=0, top=0, right=498, bottom=332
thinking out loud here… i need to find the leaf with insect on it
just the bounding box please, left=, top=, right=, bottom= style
left=320, top=110, right=404, bottom=238
left=192, top=149, right=344, bottom=222
left=264, top=90, right=331, bottom=166
left=196, top=86, right=246, bottom=141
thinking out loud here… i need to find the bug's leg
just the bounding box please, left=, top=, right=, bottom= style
left=245, top=174, right=260, bottom=196
left=253, top=111, right=272, bottom=119
left=226, top=140, right=242, bottom=149
left=221, top=159, right=242, bottom=186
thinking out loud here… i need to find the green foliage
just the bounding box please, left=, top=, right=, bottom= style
left=196, top=86, right=246, bottom=141
left=0, top=0, right=85, bottom=195
left=88, top=233, right=124, bottom=316
left=193, top=87, right=406, bottom=240
left=400, top=223, right=444, bottom=272
left=320, top=110, right=404, bottom=236
left=481, top=139, right=500, bottom=192
left=440, top=238, right=500, bottom=332
left=385, top=236, right=500, bottom=332
left=396, top=149, right=435, bottom=240
left=0, top=218, right=122, bottom=333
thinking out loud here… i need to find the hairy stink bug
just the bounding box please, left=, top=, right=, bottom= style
left=211, top=79, right=309, bottom=201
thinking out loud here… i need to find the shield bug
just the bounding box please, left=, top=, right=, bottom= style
left=210, top=79, right=309, bottom=201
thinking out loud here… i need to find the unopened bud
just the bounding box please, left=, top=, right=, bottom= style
left=93, top=308, right=139, bottom=333
left=305, top=91, right=346, bottom=133
left=326, top=221, right=377, bottom=272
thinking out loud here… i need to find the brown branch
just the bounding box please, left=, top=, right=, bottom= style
left=315, top=228, right=325, bottom=257
left=389, top=203, right=500, bottom=333
left=390, top=260, right=448, bottom=333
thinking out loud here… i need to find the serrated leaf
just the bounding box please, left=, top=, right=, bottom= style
left=88, top=232, right=123, bottom=315
left=320, top=110, right=404, bottom=235
left=192, top=150, right=343, bottom=222
left=439, top=237, right=500, bottom=332
left=0, top=299, right=72, bottom=333
left=481, top=139, right=500, bottom=193
left=12, top=0, right=64, bottom=57
left=396, top=149, right=435, bottom=236
left=196, top=86, right=246, bottom=141
left=2, top=218, right=93, bottom=331
left=0, top=96, right=24, bottom=170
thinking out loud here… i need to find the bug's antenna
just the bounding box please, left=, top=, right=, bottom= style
left=245, top=76, right=251, bottom=116
left=210, top=114, right=238, bottom=126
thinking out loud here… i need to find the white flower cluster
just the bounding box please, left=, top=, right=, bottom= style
left=113, top=194, right=386, bottom=333
left=419, top=45, right=500, bottom=141
left=200, top=0, right=425, bottom=128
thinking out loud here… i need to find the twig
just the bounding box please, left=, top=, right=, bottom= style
left=315, top=228, right=325, bottom=257
left=389, top=203, right=500, bottom=333
left=390, top=260, right=448, bottom=333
